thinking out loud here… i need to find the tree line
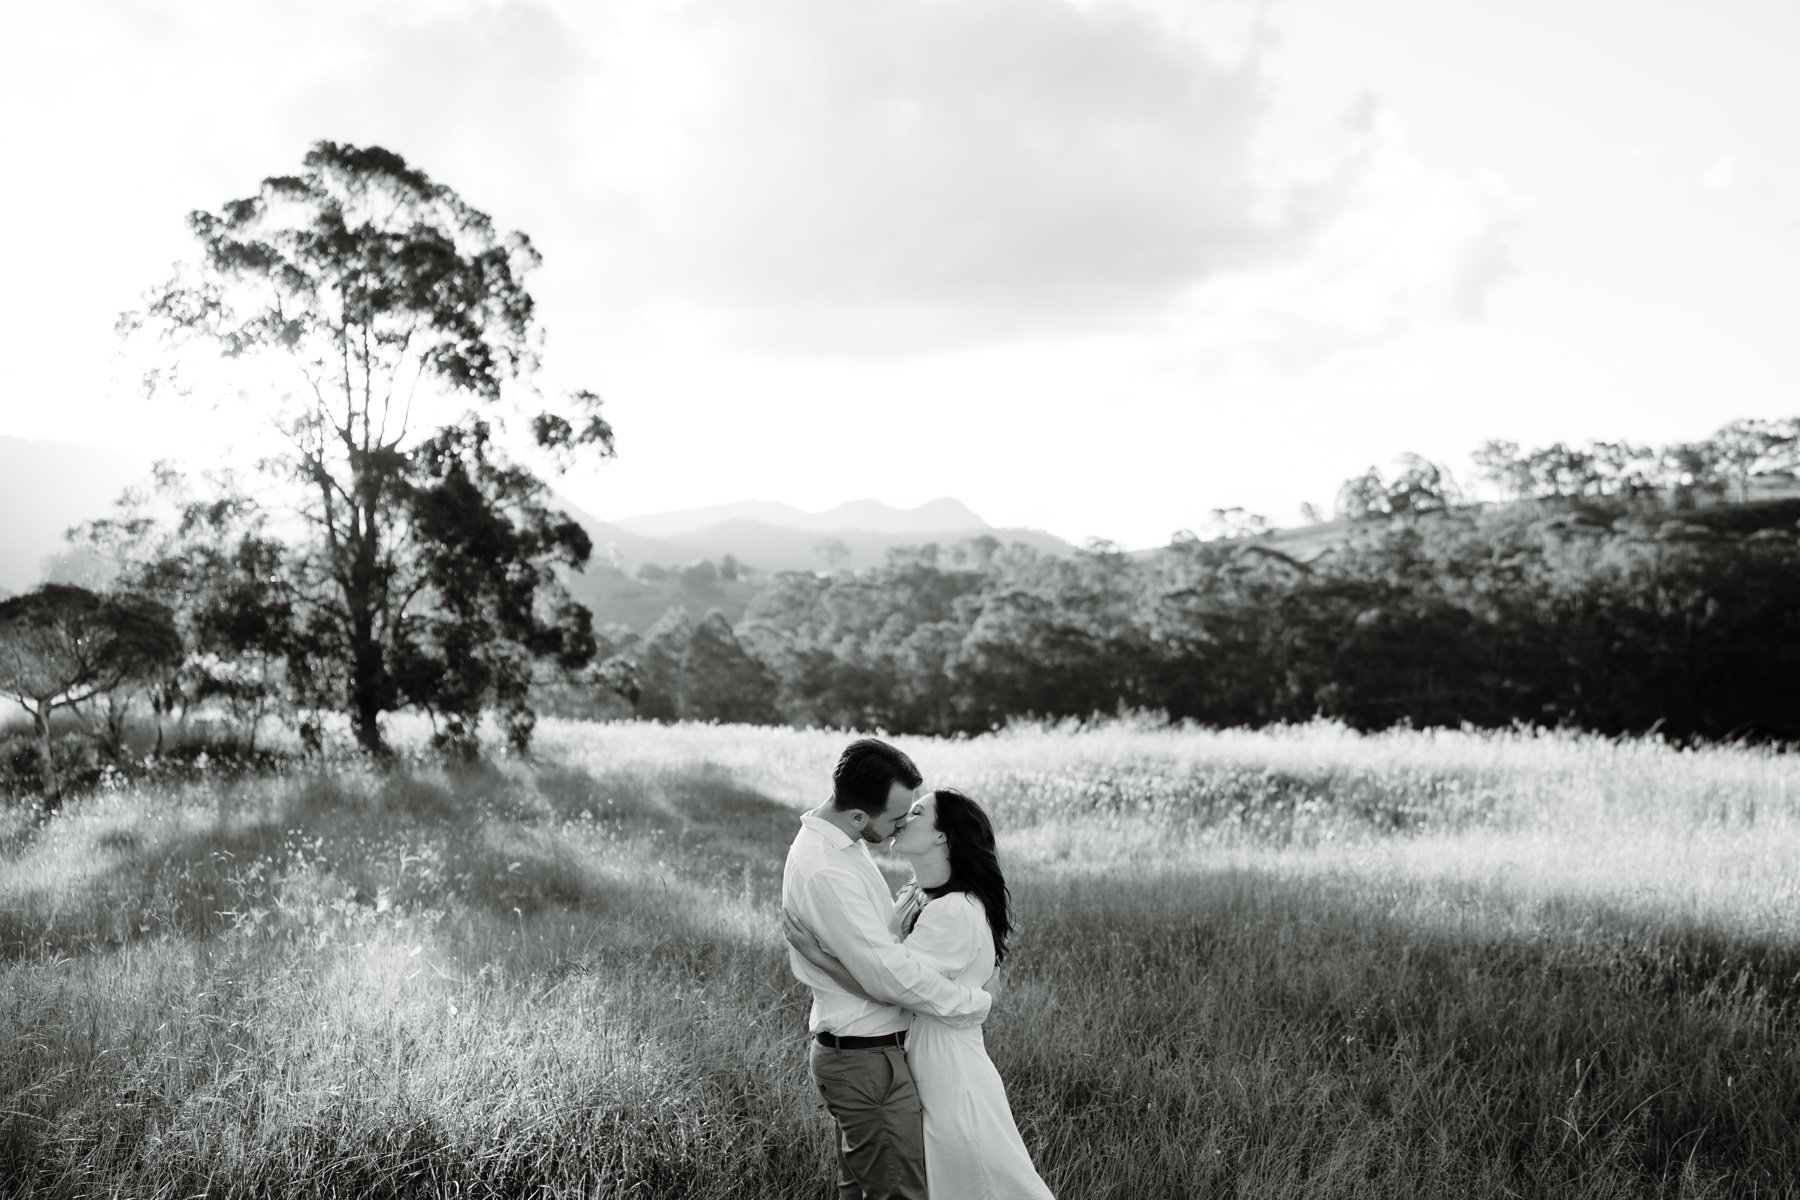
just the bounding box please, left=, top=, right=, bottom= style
left=1333, top=421, right=1798, bottom=519
left=556, top=447, right=1800, bottom=743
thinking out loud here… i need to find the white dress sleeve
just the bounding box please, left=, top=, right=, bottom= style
left=903, top=892, right=982, bottom=978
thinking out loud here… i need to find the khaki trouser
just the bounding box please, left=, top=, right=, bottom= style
left=809, top=1040, right=927, bottom=1200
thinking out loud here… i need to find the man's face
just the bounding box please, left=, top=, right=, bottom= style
left=860, top=780, right=918, bottom=845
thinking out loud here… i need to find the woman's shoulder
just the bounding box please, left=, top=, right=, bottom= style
left=923, top=890, right=985, bottom=919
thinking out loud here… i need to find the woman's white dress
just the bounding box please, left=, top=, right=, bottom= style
left=896, top=887, right=1055, bottom=1200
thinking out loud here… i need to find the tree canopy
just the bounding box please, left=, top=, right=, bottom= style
left=0, top=585, right=181, bottom=810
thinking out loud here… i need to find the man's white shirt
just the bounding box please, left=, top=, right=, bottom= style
left=782, top=812, right=993, bottom=1036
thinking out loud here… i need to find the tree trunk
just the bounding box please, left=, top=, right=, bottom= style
left=103, top=691, right=130, bottom=760
left=33, top=703, right=60, bottom=817
left=351, top=634, right=387, bottom=755
left=346, top=478, right=388, bottom=756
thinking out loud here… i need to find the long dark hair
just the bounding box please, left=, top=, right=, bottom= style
left=924, top=788, right=1014, bottom=964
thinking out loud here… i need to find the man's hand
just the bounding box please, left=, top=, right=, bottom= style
left=936, top=968, right=1001, bottom=1030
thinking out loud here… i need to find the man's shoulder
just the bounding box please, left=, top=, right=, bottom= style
left=784, top=824, right=842, bottom=878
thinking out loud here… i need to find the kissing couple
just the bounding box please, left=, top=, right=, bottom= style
left=781, top=738, right=1054, bottom=1200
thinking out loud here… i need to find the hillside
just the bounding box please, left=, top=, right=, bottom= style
left=1144, top=476, right=1800, bottom=567
left=556, top=560, right=766, bottom=633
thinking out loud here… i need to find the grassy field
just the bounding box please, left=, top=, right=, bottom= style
left=2, top=717, right=1797, bottom=1198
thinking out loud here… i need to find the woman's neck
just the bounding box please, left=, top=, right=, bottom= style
left=906, top=846, right=952, bottom=891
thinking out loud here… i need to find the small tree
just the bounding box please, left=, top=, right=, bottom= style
left=1384, top=454, right=1460, bottom=515
left=0, top=586, right=182, bottom=813
left=1710, top=417, right=1797, bottom=503
left=1471, top=439, right=1531, bottom=501
left=681, top=610, right=778, bottom=724
left=1522, top=442, right=1600, bottom=500
left=1337, top=456, right=1458, bottom=521
left=814, top=538, right=852, bottom=573
left=1586, top=440, right=1661, bottom=506
left=1201, top=507, right=1273, bottom=541
left=70, top=462, right=297, bottom=753
left=1336, top=467, right=1390, bottom=521
left=634, top=606, right=694, bottom=721
left=1659, top=441, right=1728, bottom=509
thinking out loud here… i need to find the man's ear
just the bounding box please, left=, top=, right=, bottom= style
left=845, top=809, right=868, bottom=829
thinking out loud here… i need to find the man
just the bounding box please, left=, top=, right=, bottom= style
left=783, top=737, right=993, bottom=1200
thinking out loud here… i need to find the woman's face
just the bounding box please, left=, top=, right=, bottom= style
left=890, top=791, right=943, bottom=856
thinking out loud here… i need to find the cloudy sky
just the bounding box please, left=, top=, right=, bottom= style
left=3, top=0, right=1796, bottom=548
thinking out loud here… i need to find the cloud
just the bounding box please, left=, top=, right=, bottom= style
left=26, top=0, right=1522, bottom=367
left=586, top=0, right=1520, bottom=358
left=580, top=0, right=1299, bottom=351
left=1700, top=154, right=1738, bottom=190
left=1167, top=101, right=1523, bottom=372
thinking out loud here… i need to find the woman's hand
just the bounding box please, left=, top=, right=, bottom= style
left=894, top=881, right=925, bottom=935
left=782, top=908, right=833, bottom=966
left=782, top=908, right=876, bottom=1002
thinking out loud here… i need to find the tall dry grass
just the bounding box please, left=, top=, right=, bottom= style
left=2, top=717, right=1796, bottom=1198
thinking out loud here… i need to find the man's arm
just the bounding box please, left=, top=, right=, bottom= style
left=796, top=874, right=992, bottom=1023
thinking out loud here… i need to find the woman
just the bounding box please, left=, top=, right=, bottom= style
left=786, top=787, right=1054, bottom=1200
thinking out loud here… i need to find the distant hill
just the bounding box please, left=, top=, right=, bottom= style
left=543, top=493, right=681, bottom=567
left=552, top=494, right=1071, bottom=573
left=0, top=437, right=1074, bottom=615
left=617, top=497, right=987, bottom=539
left=654, top=518, right=1070, bottom=571
left=598, top=497, right=1072, bottom=572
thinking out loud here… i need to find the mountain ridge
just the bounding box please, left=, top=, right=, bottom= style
left=615, top=496, right=989, bottom=539
left=0, top=437, right=1076, bottom=596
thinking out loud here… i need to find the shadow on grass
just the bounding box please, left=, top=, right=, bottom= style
left=533, top=759, right=800, bottom=842
left=0, top=755, right=831, bottom=1199
left=0, top=755, right=804, bottom=966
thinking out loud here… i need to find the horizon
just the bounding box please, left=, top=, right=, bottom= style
left=0, top=415, right=1788, bottom=569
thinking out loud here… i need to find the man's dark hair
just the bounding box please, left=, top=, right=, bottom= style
left=832, top=738, right=922, bottom=816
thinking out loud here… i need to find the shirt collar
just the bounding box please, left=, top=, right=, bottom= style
left=800, top=811, right=861, bottom=852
